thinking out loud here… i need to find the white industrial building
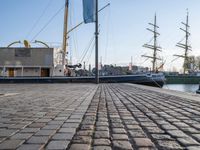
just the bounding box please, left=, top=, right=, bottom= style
left=0, top=47, right=64, bottom=77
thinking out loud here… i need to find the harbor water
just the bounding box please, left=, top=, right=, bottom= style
left=163, top=84, right=199, bottom=93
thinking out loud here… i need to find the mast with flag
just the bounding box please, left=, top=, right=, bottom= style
left=83, top=0, right=99, bottom=84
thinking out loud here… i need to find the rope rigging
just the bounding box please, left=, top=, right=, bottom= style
left=30, top=4, right=65, bottom=42
left=25, top=0, right=53, bottom=39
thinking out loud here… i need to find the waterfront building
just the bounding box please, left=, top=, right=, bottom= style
left=0, top=47, right=54, bottom=77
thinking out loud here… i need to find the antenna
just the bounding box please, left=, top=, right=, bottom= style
left=142, top=14, right=162, bottom=72
left=174, top=10, right=191, bottom=74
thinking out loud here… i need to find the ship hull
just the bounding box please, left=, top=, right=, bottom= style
left=0, top=74, right=165, bottom=88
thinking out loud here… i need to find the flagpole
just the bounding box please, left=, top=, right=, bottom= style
left=95, top=0, right=99, bottom=84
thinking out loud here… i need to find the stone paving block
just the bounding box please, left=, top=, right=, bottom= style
left=112, top=134, right=129, bottom=140
left=96, top=122, right=109, bottom=126
left=128, top=130, right=146, bottom=138
left=144, top=126, right=165, bottom=134
left=93, top=146, right=112, bottom=150
left=26, top=136, right=49, bottom=144
left=48, top=120, right=64, bottom=125
left=161, top=124, right=178, bottom=130
left=11, top=133, right=33, bottom=140
left=36, top=118, right=52, bottom=123
left=0, top=129, right=18, bottom=137
left=157, top=140, right=183, bottom=149
left=28, top=122, right=46, bottom=128
left=46, top=140, right=70, bottom=150
left=69, top=144, right=90, bottom=150
left=80, top=124, right=94, bottom=130
left=95, top=126, right=109, bottom=131
left=177, top=137, right=200, bottom=146
left=126, top=125, right=142, bottom=130
left=8, top=124, right=27, bottom=129
left=112, top=128, right=126, bottom=134
left=73, top=135, right=92, bottom=144
left=94, top=131, right=109, bottom=139
left=17, top=144, right=44, bottom=150
left=58, top=128, right=76, bottom=133
left=138, top=148, right=156, bottom=150
left=0, top=139, right=24, bottom=150
left=76, top=130, right=93, bottom=136
left=93, top=139, right=111, bottom=146
left=182, top=128, right=200, bottom=134
left=151, top=134, right=173, bottom=140
left=133, top=138, right=155, bottom=147
left=42, top=124, right=60, bottom=130
left=167, top=130, right=188, bottom=138
left=192, top=134, right=200, bottom=142
left=187, top=146, right=200, bottom=150
left=35, top=129, right=56, bottom=136
left=65, top=119, right=82, bottom=123
left=52, top=133, right=74, bottom=140
left=113, top=140, right=133, bottom=150
left=62, top=123, right=79, bottom=128
left=20, top=128, right=40, bottom=133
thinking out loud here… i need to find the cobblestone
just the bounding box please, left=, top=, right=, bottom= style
left=0, top=84, right=200, bottom=149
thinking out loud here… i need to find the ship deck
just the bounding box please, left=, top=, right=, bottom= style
left=0, top=83, right=200, bottom=149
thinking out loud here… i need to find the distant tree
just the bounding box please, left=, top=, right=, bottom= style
left=195, top=56, right=200, bottom=70
left=185, top=56, right=200, bottom=71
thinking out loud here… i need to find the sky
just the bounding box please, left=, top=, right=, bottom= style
left=1, top=0, right=200, bottom=71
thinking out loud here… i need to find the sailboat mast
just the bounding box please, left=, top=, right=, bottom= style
left=142, top=14, right=162, bottom=73
left=184, top=11, right=189, bottom=74
left=95, top=0, right=99, bottom=84
left=174, top=10, right=191, bottom=74
left=62, top=0, right=69, bottom=66
left=153, top=14, right=157, bottom=72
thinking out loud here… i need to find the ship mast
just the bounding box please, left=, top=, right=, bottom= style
left=174, top=11, right=191, bottom=74
left=142, top=14, right=162, bottom=72
left=62, top=0, right=69, bottom=67
left=95, top=0, right=99, bottom=84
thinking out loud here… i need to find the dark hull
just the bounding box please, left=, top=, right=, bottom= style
left=0, top=75, right=165, bottom=87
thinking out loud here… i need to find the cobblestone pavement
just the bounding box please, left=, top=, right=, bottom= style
left=0, top=84, right=200, bottom=149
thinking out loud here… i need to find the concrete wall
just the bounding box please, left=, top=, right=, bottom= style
left=23, top=68, right=40, bottom=77
left=0, top=48, right=53, bottom=67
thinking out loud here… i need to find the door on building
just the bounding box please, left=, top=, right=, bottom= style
left=41, top=68, right=50, bottom=77
left=8, top=68, right=14, bottom=77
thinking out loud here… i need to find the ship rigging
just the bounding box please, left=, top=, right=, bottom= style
left=142, top=14, right=163, bottom=73
left=174, top=10, right=192, bottom=74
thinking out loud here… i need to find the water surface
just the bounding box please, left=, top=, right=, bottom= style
left=163, top=84, right=199, bottom=93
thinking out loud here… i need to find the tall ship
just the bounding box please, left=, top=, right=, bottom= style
left=0, top=0, right=165, bottom=87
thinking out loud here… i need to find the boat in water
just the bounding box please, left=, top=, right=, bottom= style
left=0, top=73, right=165, bottom=87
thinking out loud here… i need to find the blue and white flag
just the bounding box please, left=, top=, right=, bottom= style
left=83, top=0, right=96, bottom=23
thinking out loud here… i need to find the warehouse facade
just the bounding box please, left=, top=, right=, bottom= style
left=0, top=48, right=54, bottom=77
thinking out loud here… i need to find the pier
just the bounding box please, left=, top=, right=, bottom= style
left=0, top=84, right=200, bottom=149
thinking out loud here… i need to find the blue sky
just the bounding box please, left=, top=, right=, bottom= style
left=1, top=0, right=200, bottom=71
